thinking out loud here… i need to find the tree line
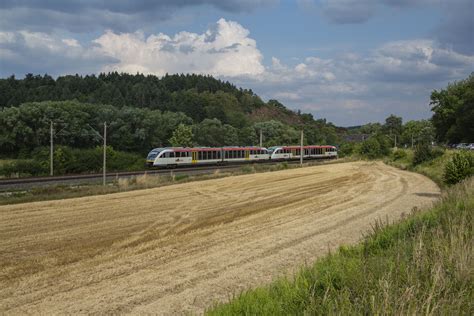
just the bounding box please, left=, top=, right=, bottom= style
left=0, top=100, right=340, bottom=158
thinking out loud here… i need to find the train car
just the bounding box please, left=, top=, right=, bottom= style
left=222, top=147, right=269, bottom=163
left=268, top=145, right=337, bottom=160
left=146, top=146, right=269, bottom=168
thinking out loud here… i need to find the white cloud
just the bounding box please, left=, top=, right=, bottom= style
left=1, top=19, right=472, bottom=126
left=234, top=38, right=473, bottom=125
left=92, top=18, right=264, bottom=77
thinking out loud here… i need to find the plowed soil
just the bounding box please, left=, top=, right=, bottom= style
left=0, top=162, right=440, bottom=314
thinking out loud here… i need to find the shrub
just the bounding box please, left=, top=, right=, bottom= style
left=413, top=143, right=436, bottom=165
left=337, top=142, right=355, bottom=158
left=0, top=159, right=48, bottom=177
left=444, top=151, right=474, bottom=185
left=358, top=136, right=390, bottom=159
left=392, top=149, right=407, bottom=160
left=0, top=146, right=144, bottom=177
left=431, top=147, right=445, bottom=159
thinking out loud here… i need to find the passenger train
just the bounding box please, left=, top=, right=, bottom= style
left=146, top=145, right=337, bottom=168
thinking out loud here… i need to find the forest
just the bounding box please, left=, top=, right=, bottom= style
left=0, top=73, right=340, bottom=157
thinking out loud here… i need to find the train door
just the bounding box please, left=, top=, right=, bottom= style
left=192, top=151, right=197, bottom=163
left=245, top=150, right=250, bottom=160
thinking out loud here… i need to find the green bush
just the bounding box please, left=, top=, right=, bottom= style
left=337, top=142, right=356, bottom=158
left=0, top=159, right=48, bottom=177
left=0, top=146, right=144, bottom=177
left=431, top=146, right=445, bottom=159
left=413, top=143, right=430, bottom=165
left=392, top=149, right=407, bottom=160
left=358, top=136, right=390, bottom=159
left=444, top=151, right=474, bottom=185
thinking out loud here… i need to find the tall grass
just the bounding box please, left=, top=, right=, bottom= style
left=385, top=148, right=455, bottom=187
left=207, top=177, right=473, bottom=315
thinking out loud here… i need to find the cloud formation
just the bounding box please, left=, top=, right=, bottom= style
left=93, top=19, right=264, bottom=76
left=0, top=19, right=264, bottom=78
left=0, top=9, right=472, bottom=125
left=0, top=0, right=277, bottom=33
left=237, top=39, right=474, bottom=125
left=0, top=31, right=116, bottom=76
left=302, top=0, right=474, bottom=56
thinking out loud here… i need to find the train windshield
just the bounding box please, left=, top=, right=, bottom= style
left=146, top=148, right=165, bottom=160
left=267, top=146, right=278, bottom=154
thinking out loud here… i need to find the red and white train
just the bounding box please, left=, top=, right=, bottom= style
left=146, top=145, right=337, bottom=168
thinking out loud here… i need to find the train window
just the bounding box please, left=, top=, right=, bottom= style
left=241, top=150, right=244, bottom=158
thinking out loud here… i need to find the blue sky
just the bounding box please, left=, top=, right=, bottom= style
left=0, top=0, right=472, bottom=126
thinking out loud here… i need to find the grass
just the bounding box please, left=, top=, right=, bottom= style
left=207, top=176, right=473, bottom=315
left=0, top=159, right=339, bottom=205
left=385, top=148, right=457, bottom=187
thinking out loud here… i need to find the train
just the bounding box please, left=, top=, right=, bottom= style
left=146, top=145, right=337, bottom=168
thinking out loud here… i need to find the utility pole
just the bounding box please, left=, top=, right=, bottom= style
left=50, top=121, right=54, bottom=176
left=300, top=129, right=304, bottom=167
left=103, top=122, right=107, bottom=186
left=394, top=134, right=397, bottom=149
left=259, top=129, right=263, bottom=147
left=86, top=122, right=107, bottom=186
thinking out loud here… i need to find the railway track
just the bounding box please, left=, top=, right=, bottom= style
left=0, top=160, right=320, bottom=190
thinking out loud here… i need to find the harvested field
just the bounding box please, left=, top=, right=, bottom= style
left=0, top=162, right=440, bottom=314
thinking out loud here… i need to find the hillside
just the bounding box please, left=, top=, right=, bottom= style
left=0, top=73, right=341, bottom=158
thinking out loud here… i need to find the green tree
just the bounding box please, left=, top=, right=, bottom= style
left=169, top=124, right=194, bottom=147
left=400, top=120, right=434, bottom=147
left=430, top=73, right=474, bottom=143
left=384, top=114, right=403, bottom=138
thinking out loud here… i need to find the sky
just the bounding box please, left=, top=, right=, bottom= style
left=0, top=0, right=473, bottom=126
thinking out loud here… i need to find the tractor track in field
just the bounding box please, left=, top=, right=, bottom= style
left=0, top=161, right=440, bottom=315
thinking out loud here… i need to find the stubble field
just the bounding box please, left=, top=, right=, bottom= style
left=0, top=161, right=439, bottom=314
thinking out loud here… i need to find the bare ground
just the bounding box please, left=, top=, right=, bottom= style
left=0, top=162, right=440, bottom=315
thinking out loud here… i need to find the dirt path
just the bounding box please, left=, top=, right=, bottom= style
left=0, top=162, right=440, bottom=314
